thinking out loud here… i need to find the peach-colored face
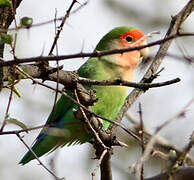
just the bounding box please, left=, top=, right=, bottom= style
left=116, top=29, right=148, bottom=69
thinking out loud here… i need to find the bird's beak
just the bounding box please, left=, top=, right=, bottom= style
left=140, top=41, right=149, bottom=65
left=140, top=41, right=149, bottom=58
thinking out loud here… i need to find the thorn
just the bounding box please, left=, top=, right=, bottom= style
left=75, top=0, right=81, bottom=5
left=47, top=65, right=63, bottom=74
left=143, top=67, right=165, bottom=84
left=146, top=31, right=161, bottom=38
left=72, top=108, right=77, bottom=112
left=117, top=140, right=128, bottom=147
left=91, top=156, right=98, bottom=160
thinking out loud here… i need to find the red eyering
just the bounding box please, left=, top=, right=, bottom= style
left=119, top=29, right=145, bottom=42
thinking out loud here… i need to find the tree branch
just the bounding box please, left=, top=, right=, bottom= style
left=134, top=98, right=194, bottom=178
left=0, top=32, right=194, bottom=68
left=100, top=150, right=112, bottom=180
left=1, top=64, right=180, bottom=91
left=49, top=0, right=78, bottom=55
left=0, top=0, right=23, bottom=90
left=144, top=167, right=194, bottom=180
left=16, top=133, right=64, bottom=180
left=126, top=113, right=194, bottom=166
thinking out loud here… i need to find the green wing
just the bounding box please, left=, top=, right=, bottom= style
left=20, top=57, right=128, bottom=164
left=19, top=58, right=98, bottom=164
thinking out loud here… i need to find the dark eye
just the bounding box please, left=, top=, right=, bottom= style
left=125, top=35, right=133, bottom=42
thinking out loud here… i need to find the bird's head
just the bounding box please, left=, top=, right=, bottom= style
left=96, top=26, right=149, bottom=69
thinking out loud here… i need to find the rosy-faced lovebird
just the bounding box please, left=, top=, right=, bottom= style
left=20, top=26, right=148, bottom=164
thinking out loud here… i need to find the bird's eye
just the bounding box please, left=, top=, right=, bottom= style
left=125, top=35, right=133, bottom=42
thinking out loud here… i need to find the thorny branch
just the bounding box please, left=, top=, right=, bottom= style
left=126, top=113, right=194, bottom=165
left=0, top=1, right=88, bottom=33
left=167, top=131, right=194, bottom=174
left=74, top=88, right=113, bottom=180
left=16, top=133, right=64, bottom=180
left=78, top=77, right=180, bottom=90
left=0, top=0, right=19, bottom=131
left=138, top=103, right=145, bottom=180
left=74, top=88, right=108, bottom=150
left=134, top=98, right=194, bottom=178
left=1, top=32, right=194, bottom=67
left=49, top=0, right=78, bottom=55
left=144, top=167, right=194, bottom=180
left=144, top=132, right=194, bottom=180
left=15, top=66, right=138, bottom=139
left=0, top=1, right=80, bottom=179
left=1, top=63, right=181, bottom=90
left=0, top=0, right=23, bottom=90
left=92, top=149, right=108, bottom=180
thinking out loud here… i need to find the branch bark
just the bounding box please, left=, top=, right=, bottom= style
left=0, top=0, right=23, bottom=90
left=1, top=32, right=194, bottom=67
left=2, top=64, right=180, bottom=91
left=100, top=150, right=112, bottom=180
left=144, top=167, right=194, bottom=180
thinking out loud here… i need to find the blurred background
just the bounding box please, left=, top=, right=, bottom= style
left=0, top=0, right=194, bottom=179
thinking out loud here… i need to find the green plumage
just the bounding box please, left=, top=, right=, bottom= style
left=20, top=26, right=137, bottom=164
left=96, top=26, right=135, bottom=51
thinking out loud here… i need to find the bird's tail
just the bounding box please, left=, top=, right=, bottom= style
left=19, top=130, right=63, bottom=165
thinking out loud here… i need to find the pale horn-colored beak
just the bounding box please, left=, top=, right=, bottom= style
left=140, top=40, right=149, bottom=65
left=140, top=41, right=149, bottom=58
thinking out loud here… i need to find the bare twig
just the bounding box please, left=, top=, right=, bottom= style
left=0, top=121, right=81, bottom=135
left=2, top=63, right=181, bottom=90
left=74, top=88, right=113, bottom=180
left=134, top=98, right=194, bottom=178
left=16, top=133, right=63, bottom=180
left=0, top=1, right=88, bottom=33
left=99, top=150, right=112, bottom=180
left=49, top=150, right=60, bottom=180
left=78, top=77, right=181, bottom=90
left=138, top=103, right=145, bottom=180
left=48, top=9, right=60, bottom=132
left=144, top=166, right=194, bottom=180
left=92, top=149, right=108, bottom=180
left=10, top=0, right=19, bottom=57
left=0, top=0, right=21, bottom=131
left=161, top=53, right=194, bottom=64
left=1, top=32, right=194, bottom=67
left=49, top=0, right=78, bottom=55
left=74, top=89, right=107, bottom=149
left=126, top=113, right=194, bottom=165
left=167, top=131, right=194, bottom=174
left=0, top=75, right=15, bottom=131
left=4, top=66, right=152, bottom=143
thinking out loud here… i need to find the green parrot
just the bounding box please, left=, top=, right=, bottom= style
left=20, top=26, right=148, bottom=164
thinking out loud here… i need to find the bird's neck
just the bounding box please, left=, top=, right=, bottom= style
left=100, top=54, right=136, bottom=82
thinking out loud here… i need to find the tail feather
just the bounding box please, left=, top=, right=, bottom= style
left=19, top=134, right=61, bottom=165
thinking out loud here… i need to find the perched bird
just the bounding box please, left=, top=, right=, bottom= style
left=20, top=26, right=148, bottom=164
